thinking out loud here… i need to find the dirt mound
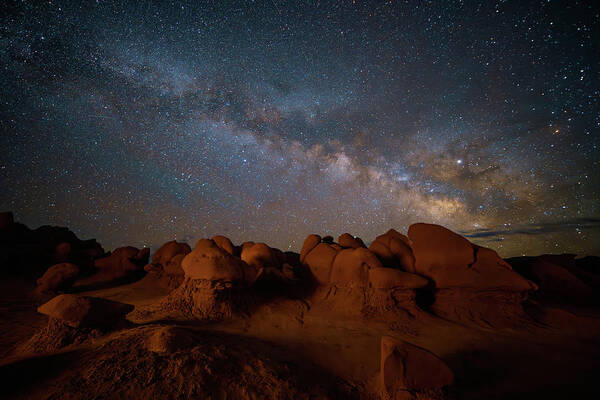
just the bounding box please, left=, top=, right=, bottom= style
left=2, top=325, right=360, bottom=400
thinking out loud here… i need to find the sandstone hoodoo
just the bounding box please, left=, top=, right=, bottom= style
left=407, top=223, right=538, bottom=326
left=149, top=237, right=258, bottom=321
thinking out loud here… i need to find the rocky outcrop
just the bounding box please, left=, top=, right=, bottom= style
left=37, top=294, right=133, bottom=328
left=380, top=336, right=453, bottom=399
left=0, top=211, right=104, bottom=278
left=368, top=229, right=415, bottom=271
left=338, top=233, right=366, bottom=249
left=73, top=246, right=149, bottom=289
left=143, top=240, right=191, bottom=289
left=36, top=262, right=80, bottom=293
left=508, top=254, right=596, bottom=304
left=407, top=223, right=537, bottom=327
left=300, top=234, right=429, bottom=318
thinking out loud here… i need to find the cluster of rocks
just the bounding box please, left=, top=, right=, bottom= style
left=22, top=294, right=133, bottom=353
left=0, top=211, right=104, bottom=280
left=299, top=223, right=538, bottom=326
left=148, top=236, right=302, bottom=320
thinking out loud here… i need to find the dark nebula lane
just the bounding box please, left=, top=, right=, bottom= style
left=1, top=0, right=598, bottom=256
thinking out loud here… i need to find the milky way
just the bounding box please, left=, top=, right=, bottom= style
left=1, top=1, right=599, bottom=256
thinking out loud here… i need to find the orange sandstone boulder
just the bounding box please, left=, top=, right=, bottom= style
left=37, top=294, right=133, bottom=328
left=330, top=247, right=382, bottom=286
left=212, top=235, right=235, bottom=256
left=36, top=263, right=80, bottom=293
left=369, top=229, right=415, bottom=271
left=152, top=241, right=191, bottom=265
left=380, top=336, right=453, bottom=397
left=181, top=239, right=250, bottom=282
left=241, top=242, right=281, bottom=270
left=338, top=233, right=366, bottom=249
left=300, top=234, right=321, bottom=264
left=303, top=242, right=339, bottom=285
left=408, top=223, right=535, bottom=291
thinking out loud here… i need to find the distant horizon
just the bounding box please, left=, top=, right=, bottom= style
left=6, top=210, right=599, bottom=258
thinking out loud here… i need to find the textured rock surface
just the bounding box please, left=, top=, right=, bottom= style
left=408, top=223, right=535, bottom=291
left=37, top=294, right=133, bottom=328
left=380, top=336, right=453, bottom=397
left=36, top=263, right=80, bottom=293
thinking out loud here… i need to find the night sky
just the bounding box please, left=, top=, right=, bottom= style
left=1, top=1, right=598, bottom=256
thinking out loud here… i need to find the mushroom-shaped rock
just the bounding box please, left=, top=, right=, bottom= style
left=338, top=233, right=366, bottom=249
left=330, top=248, right=382, bottom=286
left=380, top=336, right=453, bottom=397
left=181, top=239, right=252, bottom=283
left=369, top=229, right=415, bottom=271
left=37, top=263, right=80, bottom=293
left=369, top=268, right=429, bottom=290
left=300, top=234, right=321, bottom=264
left=303, top=242, right=339, bottom=285
left=211, top=235, right=235, bottom=256
left=241, top=242, right=281, bottom=270
left=152, top=241, right=191, bottom=265
left=408, top=223, right=535, bottom=291
left=147, top=326, right=196, bottom=353
left=37, top=294, right=133, bottom=328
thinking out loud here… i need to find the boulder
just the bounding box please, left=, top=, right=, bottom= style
left=380, top=336, right=453, bottom=397
left=241, top=242, right=281, bottom=270
left=164, top=253, right=187, bottom=275
left=181, top=239, right=254, bottom=283
left=300, top=234, right=321, bottom=264
left=94, top=246, right=149, bottom=273
left=368, top=268, right=428, bottom=290
left=338, top=233, right=366, bottom=249
left=330, top=247, right=382, bottom=286
left=212, top=235, right=235, bottom=256
left=303, top=242, right=339, bottom=285
left=37, top=294, right=133, bottom=328
left=408, top=223, right=535, bottom=291
left=369, top=229, right=415, bottom=271
left=36, top=263, right=80, bottom=293
left=508, top=256, right=594, bottom=302
left=152, top=241, right=191, bottom=265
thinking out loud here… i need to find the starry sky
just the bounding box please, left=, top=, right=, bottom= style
left=1, top=0, right=599, bottom=256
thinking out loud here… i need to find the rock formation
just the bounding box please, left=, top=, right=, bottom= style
left=37, top=294, right=133, bottom=328
left=36, top=262, right=80, bottom=293
left=0, top=211, right=104, bottom=278
left=143, top=240, right=191, bottom=289
left=300, top=234, right=429, bottom=318
left=407, top=223, right=537, bottom=327
left=380, top=336, right=453, bottom=399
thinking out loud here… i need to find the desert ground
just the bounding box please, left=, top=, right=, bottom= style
left=1, top=211, right=599, bottom=399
